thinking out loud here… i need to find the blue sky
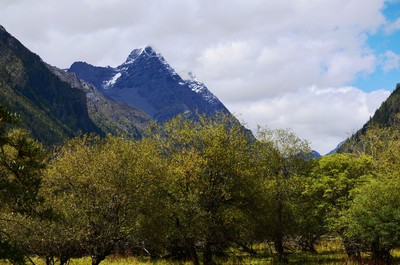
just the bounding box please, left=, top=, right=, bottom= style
left=0, top=0, right=397, bottom=154
left=353, top=1, right=400, bottom=92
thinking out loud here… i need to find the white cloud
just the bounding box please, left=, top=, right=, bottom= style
left=0, top=0, right=385, bottom=70
left=382, top=50, right=400, bottom=72
left=229, top=86, right=390, bottom=155
left=384, top=17, right=400, bottom=34
left=195, top=36, right=377, bottom=101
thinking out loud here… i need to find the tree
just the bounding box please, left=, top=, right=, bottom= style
left=39, top=135, right=160, bottom=265
left=0, top=105, right=46, bottom=263
left=4, top=211, right=82, bottom=265
left=0, top=106, right=45, bottom=214
left=306, top=153, right=374, bottom=260
left=341, top=115, right=400, bottom=170
left=146, top=114, right=260, bottom=265
left=345, top=174, right=400, bottom=264
left=253, top=127, right=314, bottom=262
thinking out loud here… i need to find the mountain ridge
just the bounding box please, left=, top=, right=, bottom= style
left=68, top=46, right=230, bottom=123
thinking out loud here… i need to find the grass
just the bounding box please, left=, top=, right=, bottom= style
left=1, top=239, right=400, bottom=264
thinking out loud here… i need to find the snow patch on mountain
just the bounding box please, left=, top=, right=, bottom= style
left=103, top=72, right=121, bottom=88
left=184, top=72, right=219, bottom=104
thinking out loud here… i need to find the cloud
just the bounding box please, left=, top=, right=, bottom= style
left=194, top=36, right=377, bottom=101
left=229, top=86, right=390, bottom=155
left=382, top=50, right=400, bottom=72
left=0, top=0, right=385, bottom=68
left=384, top=17, right=400, bottom=34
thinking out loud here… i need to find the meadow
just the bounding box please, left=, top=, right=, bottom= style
left=2, top=238, right=399, bottom=265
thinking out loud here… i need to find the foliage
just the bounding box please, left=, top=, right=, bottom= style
left=3, top=108, right=400, bottom=265
left=0, top=105, right=46, bottom=263
left=145, top=114, right=260, bottom=265
left=304, top=153, right=375, bottom=260
left=34, top=135, right=162, bottom=265
left=336, top=120, right=400, bottom=263
left=363, top=84, right=400, bottom=127
left=253, top=127, right=315, bottom=262
left=307, top=153, right=374, bottom=220
left=345, top=174, right=400, bottom=263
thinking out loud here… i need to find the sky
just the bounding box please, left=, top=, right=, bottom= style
left=1, top=0, right=400, bottom=154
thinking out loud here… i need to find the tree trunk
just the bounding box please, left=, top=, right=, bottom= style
left=298, top=236, right=317, bottom=253
left=187, top=239, right=200, bottom=265
left=202, top=241, right=214, bottom=265
left=274, top=236, right=288, bottom=263
left=45, top=256, right=54, bottom=265
left=371, top=239, right=392, bottom=265
left=343, top=237, right=361, bottom=262
left=274, top=198, right=288, bottom=263
left=91, top=254, right=107, bottom=265
left=59, top=255, right=69, bottom=265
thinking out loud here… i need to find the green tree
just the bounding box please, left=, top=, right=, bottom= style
left=341, top=114, right=400, bottom=170
left=364, top=125, right=400, bottom=175
left=38, top=135, right=160, bottom=265
left=147, top=114, right=260, bottom=265
left=0, top=105, right=46, bottom=263
left=253, top=127, right=314, bottom=262
left=305, top=153, right=374, bottom=260
left=3, top=211, right=82, bottom=265
left=345, top=174, right=400, bottom=264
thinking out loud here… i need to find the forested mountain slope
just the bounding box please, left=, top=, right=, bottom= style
left=339, top=83, right=400, bottom=152
left=0, top=25, right=151, bottom=145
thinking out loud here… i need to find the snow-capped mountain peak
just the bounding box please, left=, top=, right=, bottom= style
left=142, top=46, right=157, bottom=57
left=123, top=47, right=145, bottom=65
left=123, top=46, right=160, bottom=64
left=68, top=47, right=230, bottom=122
left=121, top=46, right=178, bottom=76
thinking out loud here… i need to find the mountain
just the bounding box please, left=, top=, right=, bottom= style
left=0, top=25, right=101, bottom=145
left=311, top=150, right=322, bottom=158
left=48, top=65, right=151, bottom=138
left=360, top=83, right=400, bottom=128
left=68, top=46, right=230, bottom=122
left=338, top=84, right=400, bottom=153
left=326, top=141, right=344, bottom=156
left=0, top=25, right=151, bottom=145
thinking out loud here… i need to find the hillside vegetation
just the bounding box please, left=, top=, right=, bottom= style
left=1, top=108, right=400, bottom=265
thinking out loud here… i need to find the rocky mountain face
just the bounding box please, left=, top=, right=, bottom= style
left=0, top=25, right=151, bottom=145
left=68, top=46, right=230, bottom=122
left=49, top=65, right=151, bottom=139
